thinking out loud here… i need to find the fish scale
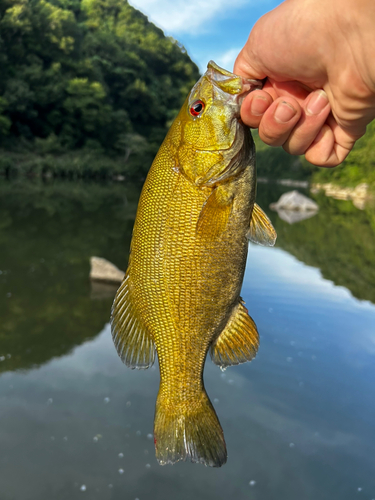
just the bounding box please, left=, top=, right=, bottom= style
left=111, top=61, right=277, bottom=466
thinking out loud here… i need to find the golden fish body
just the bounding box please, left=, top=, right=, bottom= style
left=111, top=61, right=276, bottom=467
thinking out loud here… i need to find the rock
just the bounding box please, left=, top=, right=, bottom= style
left=270, top=190, right=319, bottom=212
left=89, top=257, right=125, bottom=284
left=90, top=281, right=120, bottom=300
left=275, top=209, right=318, bottom=225
left=310, top=182, right=372, bottom=210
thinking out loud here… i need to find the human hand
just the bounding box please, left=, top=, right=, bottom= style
left=234, top=0, right=375, bottom=167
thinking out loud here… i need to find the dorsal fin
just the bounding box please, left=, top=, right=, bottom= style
left=248, top=203, right=277, bottom=246
left=210, top=299, right=259, bottom=369
left=111, top=276, right=155, bottom=369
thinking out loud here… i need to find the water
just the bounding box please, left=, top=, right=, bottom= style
left=0, top=178, right=375, bottom=500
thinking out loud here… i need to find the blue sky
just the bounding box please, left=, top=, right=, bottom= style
left=128, top=0, right=282, bottom=72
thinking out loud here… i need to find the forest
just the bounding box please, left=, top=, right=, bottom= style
left=0, top=0, right=374, bottom=185
left=0, top=0, right=200, bottom=177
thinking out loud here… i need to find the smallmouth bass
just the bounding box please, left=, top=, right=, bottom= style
left=111, top=61, right=277, bottom=467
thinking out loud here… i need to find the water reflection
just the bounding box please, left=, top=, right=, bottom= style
left=0, top=178, right=375, bottom=500
left=0, top=179, right=138, bottom=372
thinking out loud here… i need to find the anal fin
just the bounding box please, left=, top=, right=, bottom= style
left=210, top=299, right=259, bottom=369
left=248, top=203, right=277, bottom=247
left=111, top=275, right=155, bottom=369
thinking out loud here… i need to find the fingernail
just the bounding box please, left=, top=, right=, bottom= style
left=306, top=90, right=329, bottom=116
left=274, top=101, right=297, bottom=123
left=250, top=95, right=269, bottom=116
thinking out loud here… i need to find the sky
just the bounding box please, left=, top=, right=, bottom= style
left=128, top=0, right=282, bottom=73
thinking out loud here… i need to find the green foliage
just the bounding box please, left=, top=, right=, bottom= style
left=308, top=120, right=375, bottom=188
left=253, top=130, right=318, bottom=180
left=0, top=0, right=200, bottom=176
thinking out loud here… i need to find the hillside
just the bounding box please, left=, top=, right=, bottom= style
left=0, top=0, right=200, bottom=177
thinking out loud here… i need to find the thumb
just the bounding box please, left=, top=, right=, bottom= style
left=233, top=43, right=267, bottom=80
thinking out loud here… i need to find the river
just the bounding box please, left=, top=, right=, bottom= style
left=0, top=178, right=374, bottom=500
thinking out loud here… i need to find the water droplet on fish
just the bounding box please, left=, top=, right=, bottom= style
left=358, top=488, right=362, bottom=492
left=290, top=341, right=295, bottom=346
left=80, top=485, right=86, bottom=492
left=118, top=453, right=124, bottom=458
left=93, top=436, right=98, bottom=442
left=47, top=398, right=53, bottom=405
left=0, top=356, right=5, bottom=362
left=126, top=401, right=131, bottom=407
left=287, top=357, right=293, bottom=362
left=136, top=430, right=141, bottom=436
left=104, top=397, right=110, bottom=404
left=249, top=480, right=256, bottom=486
left=50, top=436, right=55, bottom=441
left=118, top=469, right=124, bottom=475
left=6, top=354, right=11, bottom=359
left=6, top=292, right=11, bottom=298
left=147, top=433, right=153, bottom=440
left=214, top=398, right=219, bottom=403
left=63, top=436, right=68, bottom=441
left=289, top=443, right=295, bottom=448
left=145, top=464, right=151, bottom=469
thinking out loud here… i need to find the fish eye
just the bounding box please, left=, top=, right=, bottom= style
left=189, top=100, right=205, bottom=117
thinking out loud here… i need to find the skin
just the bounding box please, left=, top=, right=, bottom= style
left=234, top=0, right=375, bottom=167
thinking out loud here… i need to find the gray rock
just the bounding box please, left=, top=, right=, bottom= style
left=89, top=256, right=125, bottom=284
left=275, top=208, right=318, bottom=225
left=270, top=190, right=319, bottom=212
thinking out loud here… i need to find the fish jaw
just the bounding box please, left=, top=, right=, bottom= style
left=206, top=60, right=263, bottom=111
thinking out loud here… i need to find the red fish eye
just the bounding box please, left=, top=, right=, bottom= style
left=189, top=100, right=205, bottom=117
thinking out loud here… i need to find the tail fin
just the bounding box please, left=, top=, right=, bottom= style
left=154, top=390, right=227, bottom=467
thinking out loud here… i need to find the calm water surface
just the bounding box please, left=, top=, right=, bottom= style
left=0, top=178, right=375, bottom=500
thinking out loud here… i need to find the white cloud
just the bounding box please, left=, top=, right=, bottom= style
left=215, top=47, right=242, bottom=72
left=128, top=0, right=248, bottom=35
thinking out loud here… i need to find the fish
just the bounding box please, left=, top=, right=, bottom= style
left=111, top=61, right=277, bottom=467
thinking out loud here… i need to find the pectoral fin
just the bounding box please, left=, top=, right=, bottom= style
left=111, top=275, right=155, bottom=369
left=196, top=187, right=232, bottom=239
left=210, top=299, right=259, bottom=369
left=248, top=203, right=277, bottom=246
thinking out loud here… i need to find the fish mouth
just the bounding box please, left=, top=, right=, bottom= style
left=206, top=60, right=263, bottom=109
